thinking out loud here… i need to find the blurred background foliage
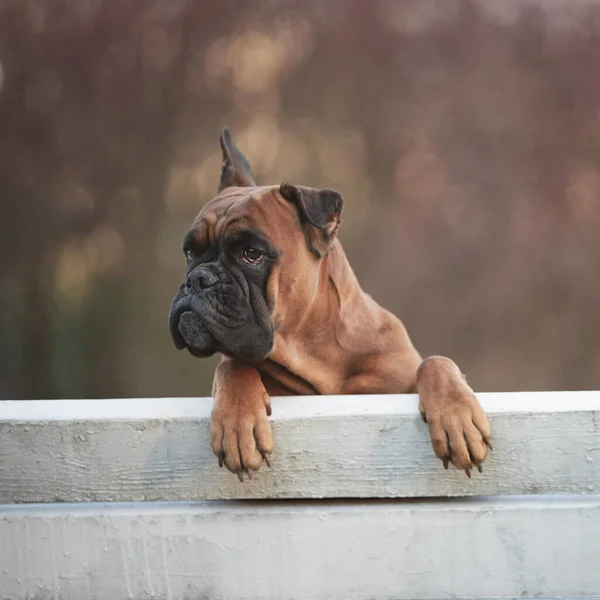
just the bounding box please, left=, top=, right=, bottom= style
left=2, top=0, right=600, bottom=399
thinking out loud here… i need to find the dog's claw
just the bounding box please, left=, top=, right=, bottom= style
left=484, top=437, right=493, bottom=451
left=264, top=453, right=272, bottom=468
left=477, top=463, right=483, bottom=474
left=218, top=455, right=223, bottom=468
left=442, top=458, right=449, bottom=470
left=465, top=468, right=472, bottom=478
left=247, top=469, right=254, bottom=481
left=237, top=472, right=244, bottom=483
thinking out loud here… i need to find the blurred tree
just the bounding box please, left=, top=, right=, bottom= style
left=2, top=0, right=600, bottom=399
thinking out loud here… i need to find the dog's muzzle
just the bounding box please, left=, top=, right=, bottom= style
left=169, top=263, right=274, bottom=360
left=169, top=272, right=218, bottom=357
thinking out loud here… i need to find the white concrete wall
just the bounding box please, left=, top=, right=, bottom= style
left=1, top=497, right=600, bottom=600
left=1, top=391, right=600, bottom=599
left=1, top=391, right=600, bottom=502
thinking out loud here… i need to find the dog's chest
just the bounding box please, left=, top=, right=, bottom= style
left=258, top=353, right=344, bottom=396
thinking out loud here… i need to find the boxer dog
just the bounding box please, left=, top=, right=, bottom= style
left=169, top=127, right=491, bottom=481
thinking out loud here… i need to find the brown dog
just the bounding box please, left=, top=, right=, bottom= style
left=169, top=127, right=491, bottom=481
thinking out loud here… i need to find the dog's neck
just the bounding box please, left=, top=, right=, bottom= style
left=262, top=241, right=398, bottom=395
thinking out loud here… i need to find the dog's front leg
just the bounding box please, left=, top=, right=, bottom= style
left=210, top=356, right=274, bottom=481
left=417, top=356, right=492, bottom=477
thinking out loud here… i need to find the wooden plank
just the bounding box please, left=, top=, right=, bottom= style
left=1, top=496, right=600, bottom=599
left=1, top=391, right=600, bottom=502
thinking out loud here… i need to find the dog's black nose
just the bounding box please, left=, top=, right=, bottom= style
left=185, top=267, right=218, bottom=292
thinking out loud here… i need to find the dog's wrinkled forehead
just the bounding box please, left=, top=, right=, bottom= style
left=188, top=185, right=299, bottom=250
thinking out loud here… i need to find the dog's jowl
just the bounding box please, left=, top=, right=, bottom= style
left=169, top=127, right=492, bottom=481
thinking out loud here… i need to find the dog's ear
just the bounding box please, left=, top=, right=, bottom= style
left=279, top=183, right=344, bottom=257
left=218, top=127, right=256, bottom=191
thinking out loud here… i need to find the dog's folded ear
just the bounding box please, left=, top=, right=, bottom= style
left=279, top=183, right=344, bottom=257
left=218, top=127, right=256, bottom=191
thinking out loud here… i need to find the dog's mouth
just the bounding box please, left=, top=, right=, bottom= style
left=169, top=294, right=218, bottom=358
left=169, top=280, right=275, bottom=361
left=177, top=311, right=216, bottom=358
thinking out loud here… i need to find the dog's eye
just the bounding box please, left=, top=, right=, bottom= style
left=184, top=249, right=193, bottom=264
left=242, top=248, right=264, bottom=264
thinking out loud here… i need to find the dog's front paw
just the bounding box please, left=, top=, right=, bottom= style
left=418, top=358, right=492, bottom=477
left=210, top=390, right=274, bottom=481
left=420, top=383, right=492, bottom=477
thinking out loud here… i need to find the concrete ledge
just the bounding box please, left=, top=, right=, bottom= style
left=1, top=391, right=600, bottom=502
left=1, top=496, right=600, bottom=599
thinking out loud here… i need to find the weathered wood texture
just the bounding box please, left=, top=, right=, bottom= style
left=1, top=391, right=600, bottom=502
left=1, top=496, right=600, bottom=600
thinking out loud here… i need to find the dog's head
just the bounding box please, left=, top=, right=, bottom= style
left=168, top=127, right=344, bottom=361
